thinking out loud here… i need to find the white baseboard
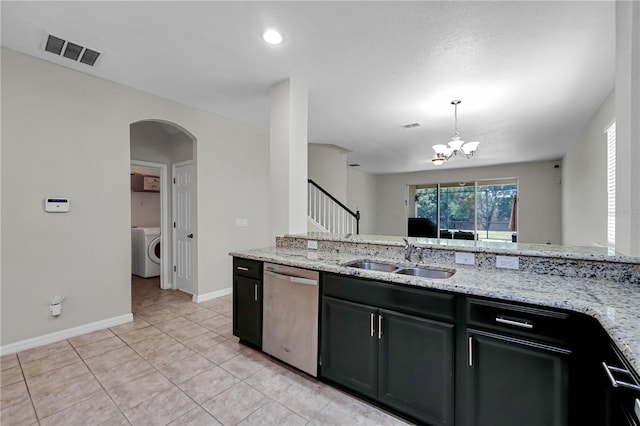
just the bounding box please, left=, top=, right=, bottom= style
left=193, top=287, right=232, bottom=303
left=0, top=313, right=133, bottom=356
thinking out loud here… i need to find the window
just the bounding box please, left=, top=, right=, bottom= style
left=413, top=178, right=518, bottom=241
left=606, top=122, right=616, bottom=248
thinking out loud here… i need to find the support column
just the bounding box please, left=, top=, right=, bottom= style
left=615, top=0, right=640, bottom=256
left=269, top=79, right=309, bottom=240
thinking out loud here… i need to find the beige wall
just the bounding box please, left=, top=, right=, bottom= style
left=346, top=167, right=377, bottom=235
left=1, top=48, right=270, bottom=346
left=308, top=144, right=348, bottom=202
left=562, top=90, right=614, bottom=247
left=371, top=161, right=562, bottom=244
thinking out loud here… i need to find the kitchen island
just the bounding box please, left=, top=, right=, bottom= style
left=230, top=233, right=640, bottom=425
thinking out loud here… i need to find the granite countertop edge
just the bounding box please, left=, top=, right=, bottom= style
left=284, top=233, right=640, bottom=265
left=230, top=246, right=640, bottom=376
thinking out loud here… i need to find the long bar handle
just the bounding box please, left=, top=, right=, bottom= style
left=602, top=362, right=640, bottom=391
left=236, top=266, right=250, bottom=271
left=254, top=284, right=258, bottom=302
left=469, top=336, right=473, bottom=367
left=370, top=313, right=375, bottom=337
left=264, top=270, right=318, bottom=286
left=496, top=316, right=533, bottom=329
left=378, top=315, right=383, bottom=339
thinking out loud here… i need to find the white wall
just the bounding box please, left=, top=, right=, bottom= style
left=346, top=167, right=377, bottom=235
left=562, top=90, right=614, bottom=247
left=308, top=144, right=348, bottom=202
left=130, top=165, right=161, bottom=227
left=371, top=161, right=562, bottom=244
left=1, top=48, right=270, bottom=346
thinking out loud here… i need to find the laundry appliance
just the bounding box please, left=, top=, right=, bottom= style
left=131, top=227, right=161, bottom=278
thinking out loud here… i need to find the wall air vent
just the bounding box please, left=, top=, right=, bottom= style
left=402, top=122, right=421, bottom=129
left=42, top=33, right=102, bottom=67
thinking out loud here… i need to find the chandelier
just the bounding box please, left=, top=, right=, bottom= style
left=432, top=100, right=480, bottom=165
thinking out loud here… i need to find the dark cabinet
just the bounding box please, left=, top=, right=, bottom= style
left=321, top=274, right=455, bottom=425
left=321, top=297, right=378, bottom=399
left=464, top=298, right=572, bottom=426
left=601, top=339, right=640, bottom=426
left=379, top=309, right=454, bottom=425
left=466, top=329, right=570, bottom=426
left=232, top=258, right=262, bottom=347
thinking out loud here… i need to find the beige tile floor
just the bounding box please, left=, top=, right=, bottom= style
left=0, top=276, right=410, bottom=425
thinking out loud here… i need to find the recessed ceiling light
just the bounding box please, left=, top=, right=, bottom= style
left=263, top=30, right=283, bottom=45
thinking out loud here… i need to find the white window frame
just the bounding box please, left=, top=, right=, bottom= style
left=606, top=122, right=616, bottom=249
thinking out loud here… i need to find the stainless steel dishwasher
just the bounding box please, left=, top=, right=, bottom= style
left=262, top=263, right=319, bottom=377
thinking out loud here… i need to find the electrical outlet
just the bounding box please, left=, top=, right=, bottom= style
left=307, top=240, right=318, bottom=250
left=455, top=252, right=475, bottom=265
left=496, top=255, right=519, bottom=270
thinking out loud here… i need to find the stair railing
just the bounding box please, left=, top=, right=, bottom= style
left=308, top=179, right=360, bottom=234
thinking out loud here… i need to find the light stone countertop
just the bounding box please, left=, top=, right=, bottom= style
left=291, top=232, right=640, bottom=264
left=230, top=246, right=640, bottom=377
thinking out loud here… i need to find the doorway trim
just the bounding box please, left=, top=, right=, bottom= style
left=130, top=160, right=171, bottom=290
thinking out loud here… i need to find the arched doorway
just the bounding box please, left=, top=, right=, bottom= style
left=130, top=120, right=196, bottom=296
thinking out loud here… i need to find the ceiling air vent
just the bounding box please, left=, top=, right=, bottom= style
left=42, top=33, right=102, bottom=66
left=402, top=122, right=421, bottom=129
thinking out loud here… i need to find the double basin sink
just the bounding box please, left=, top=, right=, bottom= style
left=343, top=259, right=455, bottom=279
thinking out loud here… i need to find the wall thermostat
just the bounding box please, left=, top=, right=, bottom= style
left=45, top=197, right=70, bottom=212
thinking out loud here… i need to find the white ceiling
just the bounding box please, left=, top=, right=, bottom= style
left=1, top=1, right=615, bottom=174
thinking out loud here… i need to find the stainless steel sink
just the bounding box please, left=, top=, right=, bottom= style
left=394, top=267, right=455, bottom=279
left=343, top=259, right=455, bottom=279
left=342, top=260, right=398, bottom=272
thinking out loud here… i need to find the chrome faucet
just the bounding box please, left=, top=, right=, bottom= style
left=402, top=238, right=413, bottom=261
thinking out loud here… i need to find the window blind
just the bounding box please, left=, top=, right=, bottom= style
left=606, top=122, right=616, bottom=248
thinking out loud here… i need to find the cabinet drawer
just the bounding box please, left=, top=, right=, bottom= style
left=467, top=298, right=570, bottom=344
left=323, top=273, right=455, bottom=321
left=233, top=257, right=263, bottom=279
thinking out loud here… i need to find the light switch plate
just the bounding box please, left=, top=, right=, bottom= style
left=455, top=252, right=475, bottom=265
left=307, top=240, right=318, bottom=250
left=496, top=255, right=520, bottom=270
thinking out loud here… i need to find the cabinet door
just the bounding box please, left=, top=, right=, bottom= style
left=233, top=275, right=262, bottom=347
left=467, top=330, right=570, bottom=426
left=321, top=297, right=378, bottom=399
left=378, top=310, right=454, bottom=425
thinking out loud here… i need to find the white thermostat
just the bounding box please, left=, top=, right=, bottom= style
left=45, top=197, right=70, bottom=212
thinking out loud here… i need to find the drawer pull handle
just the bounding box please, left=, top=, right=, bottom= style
left=370, top=313, right=375, bottom=337
left=378, top=315, right=383, bottom=339
left=496, top=316, right=533, bottom=329
left=254, top=284, right=258, bottom=302
left=602, top=362, right=640, bottom=391
left=236, top=266, right=250, bottom=271
left=469, top=336, right=473, bottom=367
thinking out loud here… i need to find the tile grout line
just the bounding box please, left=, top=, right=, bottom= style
left=67, top=332, right=133, bottom=425
left=13, top=351, right=41, bottom=425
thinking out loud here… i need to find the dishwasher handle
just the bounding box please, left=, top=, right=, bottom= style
left=264, top=269, right=318, bottom=286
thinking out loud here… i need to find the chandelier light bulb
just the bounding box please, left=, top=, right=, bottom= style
left=430, top=100, right=480, bottom=165
left=263, top=30, right=283, bottom=45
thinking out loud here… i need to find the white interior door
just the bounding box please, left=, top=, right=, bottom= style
left=173, top=161, right=195, bottom=294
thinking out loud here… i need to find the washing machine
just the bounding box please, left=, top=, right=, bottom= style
left=131, top=227, right=161, bottom=278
